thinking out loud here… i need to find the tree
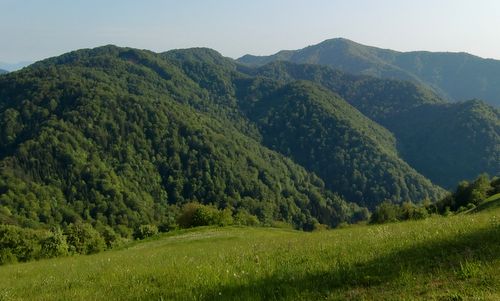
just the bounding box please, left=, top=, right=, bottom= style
left=65, top=223, right=106, bottom=255
left=370, top=201, right=400, bottom=224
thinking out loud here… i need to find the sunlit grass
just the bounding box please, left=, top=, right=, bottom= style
left=1, top=208, right=499, bottom=301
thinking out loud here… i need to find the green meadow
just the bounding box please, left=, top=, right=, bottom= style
left=1, top=207, right=499, bottom=301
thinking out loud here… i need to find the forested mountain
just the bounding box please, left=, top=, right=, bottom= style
left=0, top=69, right=8, bottom=75
left=0, top=45, right=451, bottom=235
left=238, top=38, right=500, bottom=107
left=234, top=79, right=443, bottom=207
left=0, top=46, right=367, bottom=231
left=384, top=100, right=500, bottom=188
left=244, top=61, right=500, bottom=188
left=163, top=49, right=445, bottom=207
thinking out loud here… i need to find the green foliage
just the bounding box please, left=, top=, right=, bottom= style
left=245, top=60, right=499, bottom=189
left=370, top=200, right=430, bottom=224
left=65, top=223, right=106, bottom=255
left=234, top=79, right=444, bottom=207
left=0, top=45, right=368, bottom=235
left=0, top=225, right=43, bottom=264
left=177, top=203, right=234, bottom=228
left=40, top=227, right=69, bottom=258
left=233, top=209, right=260, bottom=226
left=0, top=225, right=69, bottom=264
left=370, top=201, right=400, bottom=224
left=133, top=224, right=159, bottom=240
left=435, top=174, right=498, bottom=213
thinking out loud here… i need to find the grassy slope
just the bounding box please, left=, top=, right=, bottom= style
left=1, top=209, right=499, bottom=301
left=471, top=193, right=500, bottom=213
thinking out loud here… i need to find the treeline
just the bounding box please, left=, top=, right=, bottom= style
left=0, top=45, right=368, bottom=235
left=435, top=174, right=499, bottom=213
left=0, top=223, right=114, bottom=265
left=1, top=202, right=293, bottom=265
left=370, top=174, right=499, bottom=224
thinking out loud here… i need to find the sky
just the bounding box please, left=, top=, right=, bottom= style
left=2, top=0, right=500, bottom=66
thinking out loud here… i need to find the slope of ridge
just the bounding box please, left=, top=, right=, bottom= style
left=0, top=69, right=7, bottom=75
left=234, top=79, right=444, bottom=207
left=245, top=61, right=444, bottom=121
left=238, top=38, right=500, bottom=107
left=246, top=61, right=500, bottom=188
left=0, top=45, right=366, bottom=230
left=163, top=48, right=446, bottom=206
left=383, top=100, right=500, bottom=187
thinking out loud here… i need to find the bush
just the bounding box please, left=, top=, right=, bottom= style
left=177, top=203, right=201, bottom=228
left=234, top=210, right=260, bottom=226
left=133, top=224, right=159, bottom=240
left=65, top=223, right=106, bottom=255
left=0, top=248, right=17, bottom=265
left=192, top=205, right=221, bottom=227
left=177, top=203, right=234, bottom=228
left=0, top=225, right=44, bottom=263
left=370, top=201, right=400, bottom=224
left=40, top=228, right=68, bottom=258
left=401, top=202, right=429, bottom=220
left=99, top=226, right=122, bottom=248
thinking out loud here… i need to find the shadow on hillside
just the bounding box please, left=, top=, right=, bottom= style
left=199, top=225, right=500, bottom=300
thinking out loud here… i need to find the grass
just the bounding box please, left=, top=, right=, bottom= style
left=470, top=193, right=500, bottom=213
left=0, top=208, right=499, bottom=301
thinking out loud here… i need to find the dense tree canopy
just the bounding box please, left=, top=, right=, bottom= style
left=0, top=46, right=367, bottom=235
left=0, top=44, right=497, bottom=249
left=245, top=61, right=499, bottom=188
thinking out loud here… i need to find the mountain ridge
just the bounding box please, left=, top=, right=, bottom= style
left=238, top=38, right=500, bottom=107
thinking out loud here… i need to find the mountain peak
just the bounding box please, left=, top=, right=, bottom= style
left=237, top=39, right=500, bottom=107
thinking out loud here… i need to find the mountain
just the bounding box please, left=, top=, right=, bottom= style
left=238, top=38, right=500, bottom=107
left=244, top=61, right=499, bottom=188
left=0, top=69, right=7, bottom=75
left=0, top=46, right=369, bottom=231
left=0, top=45, right=453, bottom=235
left=164, top=49, right=445, bottom=207
left=234, top=79, right=443, bottom=207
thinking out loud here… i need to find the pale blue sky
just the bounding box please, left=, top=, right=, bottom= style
left=2, top=0, right=500, bottom=63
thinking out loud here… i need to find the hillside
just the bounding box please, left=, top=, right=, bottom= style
left=0, top=69, right=7, bottom=75
left=0, top=45, right=366, bottom=231
left=0, top=207, right=498, bottom=300
left=246, top=61, right=500, bottom=188
left=384, top=101, right=500, bottom=187
left=163, top=49, right=445, bottom=206
left=238, top=38, right=500, bottom=107
left=234, top=79, right=443, bottom=207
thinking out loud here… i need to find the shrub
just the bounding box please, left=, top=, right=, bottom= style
left=133, top=224, right=159, bottom=240
left=100, top=226, right=122, bottom=248
left=0, top=248, right=17, bottom=265
left=234, top=210, right=260, bottom=226
left=177, top=203, right=201, bottom=228
left=401, top=202, right=429, bottom=220
left=0, top=225, right=44, bottom=263
left=370, top=201, right=400, bottom=224
left=40, top=228, right=69, bottom=258
left=177, top=203, right=234, bottom=228
left=65, top=223, right=106, bottom=255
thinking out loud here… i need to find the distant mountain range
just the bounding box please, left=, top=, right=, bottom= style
left=0, top=43, right=498, bottom=233
left=0, top=69, right=8, bottom=75
left=0, top=61, right=33, bottom=72
left=238, top=38, right=500, bottom=107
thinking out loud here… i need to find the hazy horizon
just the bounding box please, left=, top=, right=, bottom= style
left=2, top=0, right=500, bottom=67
